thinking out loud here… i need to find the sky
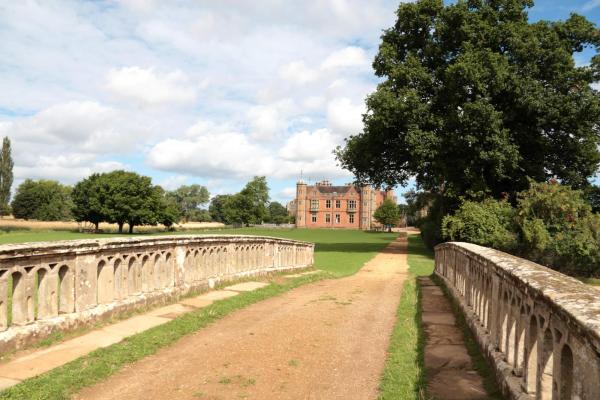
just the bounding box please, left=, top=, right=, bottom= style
left=0, top=0, right=598, bottom=206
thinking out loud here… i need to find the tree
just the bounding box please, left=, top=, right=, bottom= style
left=102, top=171, right=161, bottom=233
left=156, top=186, right=182, bottom=229
left=11, top=179, right=73, bottom=221
left=267, top=201, right=290, bottom=224
left=336, top=0, right=600, bottom=202
left=239, top=176, right=270, bottom=224
left=71, top=173, right=108, bottom=231
left=373, top=199, right=401, bottom=231
left=585, top=185, right=600, bottom=213
left=218, top=177, right=271, bottom=226
left=166, top=184, right=210, bottom=222
left=209, top=194, right=232, bottom=223
left=0, top=137, right=13, bottom=216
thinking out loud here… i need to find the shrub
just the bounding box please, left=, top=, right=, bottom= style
left=516, top=181, right=599, bottom=276
left=442, top=198, right=517, bottom=250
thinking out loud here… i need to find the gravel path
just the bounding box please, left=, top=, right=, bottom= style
left=75, top=237, right=408, bottom=400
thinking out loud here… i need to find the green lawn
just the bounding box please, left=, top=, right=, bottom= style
left=379, top=235, right=433, bottom=400
left=0, top=227, right=398, bottom=277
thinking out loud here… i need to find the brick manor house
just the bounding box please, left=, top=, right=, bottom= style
left=288, top=180, right=396, bottom=229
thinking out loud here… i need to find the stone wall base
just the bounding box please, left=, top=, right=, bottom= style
left=0, top=265, right=309, bottom=354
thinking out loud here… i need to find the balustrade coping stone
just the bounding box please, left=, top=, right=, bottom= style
left=0, top=235, right=315, bottom=260
left=436, top=241, right=600, bottom=355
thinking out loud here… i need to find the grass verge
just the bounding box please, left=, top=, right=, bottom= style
left=378, top=235, right=433, bottom=400
left=0, top=272, right=328, bottom=400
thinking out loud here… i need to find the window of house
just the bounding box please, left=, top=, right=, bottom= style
left=325, top=200, right=331, bottom=208
left=311, top=199, right=319, bottom=209
left=335, top=214, right=340, bottom=224
left=348, top=200, right=356, bottom=209
left=325, top=213, right=331, bottom=223
left=349, top=213, right=355, bottom=223
left=335, top=200, right=341, bottom=208
left=311, top=213, right=317, bottom=223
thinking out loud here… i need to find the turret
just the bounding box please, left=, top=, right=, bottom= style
left=295, top=181, right=308, bottom=228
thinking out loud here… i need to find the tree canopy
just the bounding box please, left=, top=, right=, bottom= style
left=373, top=199, right=401, bottom=230
left=217, top=177, right=270, bottom=225
left=166, top=184, right=210, bottom=222
left=336, top=0, right=600, bottom=201
left=12, top=179, right=73, bottom=221
left=72, top=170, right=176, bottom=233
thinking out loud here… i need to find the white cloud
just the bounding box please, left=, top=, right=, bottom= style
left=0, top=0, right=400, bottom=192
left=279, top=61, right=319, bottom=85
left=321, top=46, right=369, bottom=69
left=0, top=101, right=140, bottom=153
left=279, top=187, right=297, bottom=199
left=327, top=97, right=366, bottom=136
left=106, top=66, right=196, bottom=106
left=582, top=0, right=600, bottom=11
left=147, top=132, right=274, bottom=179
left=279, top=129, right=340, bottom=162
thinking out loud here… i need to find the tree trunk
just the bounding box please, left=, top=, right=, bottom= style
left=118, top=222, right=124, bottom=233
left=94, top=222, right=99, bottom=232
left=128, top=224, right=134, bottom=234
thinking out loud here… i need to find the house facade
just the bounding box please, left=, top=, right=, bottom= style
left=293, top=180, right=395, bottom=230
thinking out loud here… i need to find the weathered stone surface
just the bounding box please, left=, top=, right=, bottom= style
left=427, top=369, right=488, bottom=400
left=435, top=242, right=600, bottom=400
left=0, top=235, right=314, bottom=354
left=223, top=281, right=269, bottom=292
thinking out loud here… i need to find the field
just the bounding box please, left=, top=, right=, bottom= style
left=0, top=226, right=398, bottom=277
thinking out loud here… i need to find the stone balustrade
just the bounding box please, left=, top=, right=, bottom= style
left=435, top=242, right=600, bottom=400
left=0, top=235, right=314, bottom=352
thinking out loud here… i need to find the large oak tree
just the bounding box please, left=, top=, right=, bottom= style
left=336, top=0, right=600, bottom=201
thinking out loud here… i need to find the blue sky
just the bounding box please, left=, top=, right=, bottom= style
left=0, top=0, right=598, bottom=206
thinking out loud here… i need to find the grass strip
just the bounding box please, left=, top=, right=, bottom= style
left=431, top=275, right=503, bottom=399
left=378, top=235, right=433, bottom=400
left=0, top=272, right=329, bottom=400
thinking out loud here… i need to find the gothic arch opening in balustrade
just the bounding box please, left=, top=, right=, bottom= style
left=507, top=297, right=518, bottom=366
left=97, top=260, right=114, bottom=304
left=539, top=328, right=554, bottom=399
left=165, top=252, right=173, bottom=286
left=153, top=254, right=161, bottom=290
left=560, top=344, right=573, bottom=400
left=526, top=315, right=539, bottom=394
left=36, top=267, right=57, bottom=319
left=515, top=306, right=527, bottom=376
left=141, top=255, right=150, bottom=292
left=127, top=257, right=139, bottom=295
left=10, top=271, right=25, bottom=325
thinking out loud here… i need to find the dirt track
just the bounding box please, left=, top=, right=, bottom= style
left=75, top=237, right=408, bottom=400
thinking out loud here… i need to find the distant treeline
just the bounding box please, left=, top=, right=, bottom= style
left=9, top=173, right=292, bottom=233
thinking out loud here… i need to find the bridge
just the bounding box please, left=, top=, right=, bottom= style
left=436, top=242, right=600, bottom=399
left=0, top=235, right=598, bottom=398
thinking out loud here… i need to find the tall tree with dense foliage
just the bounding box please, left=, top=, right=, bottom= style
left=0, top=137, right=13, bottom=215
left=209, top=194, right=232, bottom=223
left=71, top=173, right=108, bottom=231
left=219, top=177, right=270, bottom=225
left=166, top=184, right=210, bottom=222
left=373, top=199, right=401, bottom=231
left=267, top=201, right=290, bottom=224
left=11, top=179, right=73, bottom=221
left=102, top=170, right=161, bottom=233
left=336, top=0, right=600, bottom=202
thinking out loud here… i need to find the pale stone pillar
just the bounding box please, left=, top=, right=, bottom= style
left=75, top=254, right=98, bottom=312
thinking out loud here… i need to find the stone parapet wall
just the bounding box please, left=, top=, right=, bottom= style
left=435, top=242, right=600, bottom=400
left=0, top=235, right=314, bottom=353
